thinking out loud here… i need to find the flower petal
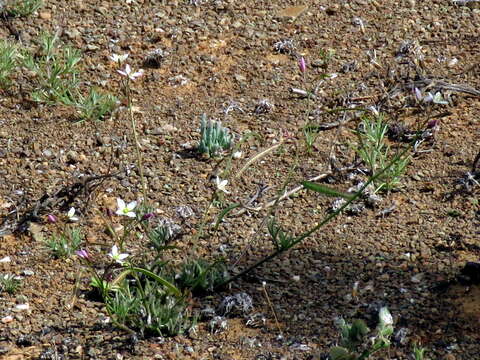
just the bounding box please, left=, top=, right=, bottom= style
left=126, top=201, right=137, bottom=211
left=117, top=198, right=125, bottom=209
left=110, top=245, right=119, bottom=256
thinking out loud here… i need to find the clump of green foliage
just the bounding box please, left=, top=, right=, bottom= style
left=176, top=258, right=228, bottom=293
left=44, top=227, right=83, bottom=258
left=0, top=40, right=19, bottom=88
left=354, top=114, right=410, bottom=192
left=7, top=0, right=43, bottom=17
left=76, top=88, right=118, bottom=122
left=0, top=274, right=22, bottom=294
left=198, top=114, right=233, bottom=157
left=22, top=32, right=81, bottom=105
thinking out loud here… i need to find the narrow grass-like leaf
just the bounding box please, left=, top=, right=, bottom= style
left=214, top=203, right=241, bottom=230
left=302, top=181, right=354, bottom=200
left=113, top=267, right=181, bottom=297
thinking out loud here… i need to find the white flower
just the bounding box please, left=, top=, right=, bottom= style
left=379, top=307, right=393, bottom=327
left=423, top=92, right=434, bottom=103
left=109, top=53, right=129, bottom=63
left=423, top=92, right=448, bottom=105
left=232, top=151, right=243, bottom=159
left=215, top=176, right=230, bottom=194
left=67, top=207, right=79, bottom=222
left=432, top=92, right=449, bottom=105
left=108, top=245, right=129, bottom=265
left=117, top=64, right=144, bottom=81
left=115, top=198, right=137, bottom=218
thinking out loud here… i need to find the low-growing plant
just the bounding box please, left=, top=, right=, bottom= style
left=22, top=32, right=81, bottom=105
left=303, top=123, right=321, bottom=153
left=0, top=274, right=22, bottom=294
left=176, top=258, right=228, bottom=293
left=76, top=88, right=118, bottom=121
left=44, top=227, right=83, bottom=258
left=354, top=114, right=410, bottom=192
left=329, top=307, right=394, bottom=360
left=147, top=224, right=179, bottom=255
left=7, top=0, right=43, bottom=17
left=198, top=114, right=233, bottom=157
left=267, top=217, right=295, bottom=250
left=107, top=278, right=194, bottom=336
left=0, top=40, right=18, bottom=88
left=75, top=198, right=196, bottom=337
left=317, top=48, right=336, bottom=69
left=413, top=344, right=428, bottom=360
left=78, top=244, right=193, bottom=336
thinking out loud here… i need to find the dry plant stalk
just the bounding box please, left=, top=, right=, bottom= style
left=234, top=142, right=283, bottom=179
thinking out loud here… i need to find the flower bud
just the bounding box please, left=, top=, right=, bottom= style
left=76, top=249, right=90, bottom=260
left=298, top=57, right=306, bottom=73
left=427, top=119, right=440, bottom=129
left=142, top=212, right=155, bottom=221
left=379, top=307, right=393, bottom=327
left=47, top=214, right=57, bottom=223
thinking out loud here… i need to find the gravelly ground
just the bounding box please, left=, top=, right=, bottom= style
left=0, top=0, right=479, bottom=359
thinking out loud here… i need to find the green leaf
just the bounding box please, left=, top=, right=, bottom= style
left=350, top=319, right=370, bottom=341
left=329, top=346, right=356, bottom=360
left=113, top=267, right=182, bottom=297
left=302, top=181, right=354, bottom=200
left=214, top=203, right=241, bottom=230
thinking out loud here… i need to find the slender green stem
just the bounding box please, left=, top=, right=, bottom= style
left=125, top=80, right=148, bottom=204
left=217, top=139, right=415, bottom=288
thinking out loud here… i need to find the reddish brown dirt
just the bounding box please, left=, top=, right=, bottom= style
left=0, top=0, right=479, bottom=359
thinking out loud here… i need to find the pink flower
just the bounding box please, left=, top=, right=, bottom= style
left=76, top=249, right=90, bottom=260
left=142, top=212, right=155, bottom=221
left=298, top=57, right=306, bottom=73
left=427, top=119, right=440, bottom=129
left=47, top=214, right=57, bottom=223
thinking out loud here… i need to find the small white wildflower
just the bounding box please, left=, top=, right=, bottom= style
left=379, top=307, right=393, bottom=327
left=432, top=92, right=449, bottom=105
left=215, top=177, right=230, bottom=194
left=117, top=64, right=144, bottom=81
left=423, top=92, right=434, bottom=103
left=232, top=151, right=242, bottom=159
left=109, top=53, right=129, bottom=64
left=115, top=198, right=137, bottom=218
left=67, top=207, right=79, bottom=222
left=108, top=245, right=129, bottom=265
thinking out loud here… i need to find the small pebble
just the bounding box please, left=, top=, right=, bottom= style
left=39, top=12, right=51, bottom=20
left=1, top=316, right=14, bottom=323
left=15, top=304, right=29, bottom=311
left=411, top=273, right=424, bottom=283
